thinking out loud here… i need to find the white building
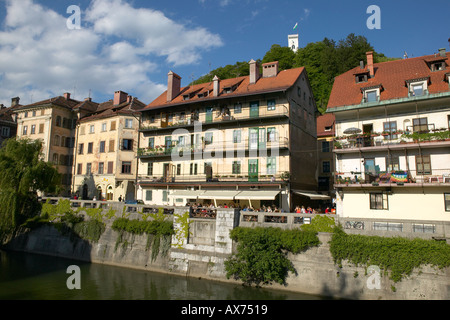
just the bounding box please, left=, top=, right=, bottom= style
left=327, top=49, right=450, bottom=222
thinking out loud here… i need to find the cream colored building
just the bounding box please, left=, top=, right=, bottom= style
left=72, top=91, right=145, bottom=201
left=328, top=50, right=450, bottom=222
left=137, top=60, right=320, bottom=211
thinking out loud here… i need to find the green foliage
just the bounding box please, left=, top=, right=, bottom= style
left=193, top=61, right=250, bottom=85
left=225, top=227, right=320, bottom=286
left=0, top=138, right=60, bottom=236
left=301, top=215, right=335, bottom=233
left=172, top=211, right=191, bottom=249
left=329, top=227, right=450, bottom=283
left=73, top=220, right=105, bottom=242
left=262, top=44, right=296, bottom=70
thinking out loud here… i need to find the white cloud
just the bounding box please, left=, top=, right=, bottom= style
left=0, top=0, right=223, bottom=105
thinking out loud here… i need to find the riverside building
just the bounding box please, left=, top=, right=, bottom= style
left=327, top=49, right=450, bottom=223
left=136, top=60, right=320, bottom=211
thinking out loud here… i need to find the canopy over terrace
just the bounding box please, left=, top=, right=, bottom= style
left=292, top=190, right=331, bottom=200
left=169, top=189, right=281, bottom=207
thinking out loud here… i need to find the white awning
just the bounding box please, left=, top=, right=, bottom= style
left=234, top=190, right=280, bottom=200
left=197, top=190, right=241, bottom=200
left=293, top=190, right=330, bottom=200
left=170, top=190, right=205, bottom=198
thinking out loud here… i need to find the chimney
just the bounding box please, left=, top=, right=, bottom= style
left=167, top=71, right=182, bottom=102
left=0, top=104, right=5, bottom=110
left=127, top=95, right=133, bottom=103
left=213, top=75, right=220, bottom=97
left=249, top=59, right=260, bottom=84
left=262, top=61, right=279, bottom=78
left=64, top=92, right=71, bottom=100
left=438, top=48, right=446, bottom=57
left=360, top=60, right=365, bottom=69
left=11, top=97, right=20, bottom=107
left=114, top=90, right=128, bottom=105
left=84, top=97, right=92, bottom=102
left=366, top=51, right=374, bottom=77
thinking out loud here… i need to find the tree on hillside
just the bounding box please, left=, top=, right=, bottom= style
left=262, top=44, right=296, bottom=71
left=192, top=61, right=251, bottom=85
left=0, top=138, right=61, bottom=237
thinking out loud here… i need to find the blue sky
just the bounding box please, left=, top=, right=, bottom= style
left=0, top=0, right=449, bottom=106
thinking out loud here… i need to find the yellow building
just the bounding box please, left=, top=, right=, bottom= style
left=137, top=60, right=319, bottom=211
left=72, top=91, right=145, bottom=201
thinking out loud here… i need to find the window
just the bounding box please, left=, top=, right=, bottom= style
left=356, top=74, right=368, bottom=83
left=190, top=163, right=198, bottom=175
left=178, top=136, right=186, bottom=147
left=125, top=119, right=133, bottom=128
left=52, top=153, right=59, bottom=164
left=322, top=161, right=331, bottom=173
left=147, top=162, right=153, bottom=176
left=148, top=137, right=155, bottom=149
left=122, top=139, right=133, bottom=151
left=233, top=130, right=241, bottom=143
left=413, top=118, right=428, bottom=132
left=232, top=161, right=241, bottom=174
left=267, top=100, right=276, bottom=111
left=107, top=162, right=114, bottom=174
left=87, top=142, right=93, bottom=154
left=110, top=121, right=116, bottom=131
left=431, top=62, right=445, bottom=71
left=267, top=128, right=277, bottom=142
left=267, top=157, right=276, bottom=175
left=56, top=116, right=61, bottom=127
left=39, top=124, right=44, bottom=134
left=321, top=141, right=330, bottom=153
left=23, top=125, right=28, bottom=135
left=89, top=125, right=95, bottom=134
left=101, top=123, right=107, bottom=132
left=99, top=141, right=106, bottom=153
left=146, top=190, right=153, bottom=201
left=77, top=163, right=82, bottom=175
left=386, top=155, right=400, bottom=171
left=234, top=103, right=242, bottom=114
left=445, top=194, right=450, bottom=212
left=162, top=191, right=168, bottom=202
left=370, top=193, right=388, bottom=210
left=78, top=143, right=84, bottom=155
left=1, top=127, right=10, bottom=137
left=109, top=140, right=115, bottom=152
left=176, top=164, right=181, bottom=175
left=205, top=132, right=213, bottom=145
left=98, top=162, right=104, bottom=174
left=54, top=135, right=60, bottom=146
left=366, top=90, right=378, bottom=102
left=297, top=86, right=301, bottom=97
left=30, top=125, right=36, bottom=134
left=121, top=162, right=132, bottom=174
left=412, top=84, right=424, bottom=96
left=383, top=121, right=398, bottom=139
left=86, top=163, right=92, bottom=175
left=416, top=155, right=431, bottom=175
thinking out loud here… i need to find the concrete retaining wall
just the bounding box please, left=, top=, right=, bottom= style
left=3, top=205, right=450, bottom=300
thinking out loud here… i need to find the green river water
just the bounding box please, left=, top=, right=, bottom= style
left=0, top=250, right=325, bottom=300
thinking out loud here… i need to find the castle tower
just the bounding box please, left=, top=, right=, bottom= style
left=288, top=34, right=299, bottom=53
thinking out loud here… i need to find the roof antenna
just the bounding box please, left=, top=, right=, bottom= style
left=403, top=51, right=408, bottom=59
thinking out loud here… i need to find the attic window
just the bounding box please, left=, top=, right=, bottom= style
left=356, top=74, right=368, bottom=83
left=183, top=95, right=190, bottom=101
left=324, top=126, right=332, bottom=132
left=431, top=61, right=445, bottom=71
left=223, top=87, right=233, bottom=94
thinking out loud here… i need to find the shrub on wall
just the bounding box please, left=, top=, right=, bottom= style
left=225, top=227, right=320, bottom=287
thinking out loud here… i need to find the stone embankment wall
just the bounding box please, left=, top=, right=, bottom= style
left=3, top=204, right=450, bottom=300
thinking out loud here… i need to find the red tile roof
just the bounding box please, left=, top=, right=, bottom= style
left=327, top=52, right=450, bottom=110
left=317, top=113, right=335, bottom=137
left=144, top=67, right=306, bottom=110
left=78, top=97, right=145, bottom=123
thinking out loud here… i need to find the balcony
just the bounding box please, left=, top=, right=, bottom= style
left=334, top=129, right=450, bottom=152
left=138, top=137, right=289, bottom=159
left=140, top=105, right=289, bottom=132
left=334, top=168, right=450, bottom=187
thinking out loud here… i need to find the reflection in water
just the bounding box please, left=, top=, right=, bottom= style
left=0, top=250, right=323, bottom=300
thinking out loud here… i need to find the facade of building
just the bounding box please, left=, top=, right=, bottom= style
left=72, top=91, right=145, bottom=201
left=137, top=60, right=319, bottom=211
left=316, top=113, right=335, bottom=197
left=0, top=98, right=19, bottom=146
left=327, top=49, right=450, bottom=222
left=12, top=93, right=89, bottom=195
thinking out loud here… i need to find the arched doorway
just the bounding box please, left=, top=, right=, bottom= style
left=97, top=185, right=102, bottom=200
left=107, top=185, right=114, bottom=201
left=82, top=184, right=88, bottom=200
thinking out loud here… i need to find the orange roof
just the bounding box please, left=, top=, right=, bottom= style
left=327, top=52, right=450, bottom=110
left=317, top=113, right=335, bottom=137
left=144, top=67, right=306, bottom=110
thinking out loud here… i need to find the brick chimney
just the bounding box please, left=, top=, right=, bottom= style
left=114, top=91, right=128, bottom=105
left=64, top=92, right=71, bottom=100
left=366, top=51, right=374, bottom=77
left=11, top=97, right=20, bottom=107
left=249, top=59, right=260, bottom=84
left=262, top=61, right=279, bottom=78
left=438, top=48, right=446, bottom=57
left=213, top=75, right=220, bottom=97
left=167, top=71, right=182, bottom=102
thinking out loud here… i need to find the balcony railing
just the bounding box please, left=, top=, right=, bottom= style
left=140, top=105, right=289, bottom=131
left=334, top=168, right=450, bottom=187
left=138, top=137, right=289, bottom=158
left=334, top=129, right=450, bottom=150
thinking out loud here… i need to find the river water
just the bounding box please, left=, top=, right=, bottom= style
left=0, top=250, right=325, bottom=300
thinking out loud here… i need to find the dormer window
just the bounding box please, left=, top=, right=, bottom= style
left=361, top=85, right=382, bottom=103
left=355, top=73, right=368, bottom=83
left=406, top=78, right=429, bottom=97
left=431, top=61, right=446, bottom=71
left=366, top=90, right=378, bottom=102
left=411, top=84, right=424, bottom=96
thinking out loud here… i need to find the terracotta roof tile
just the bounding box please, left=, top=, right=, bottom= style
left=317, top=113, right=335, bottom=137
left=327, top=52, right=450, bottom=110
